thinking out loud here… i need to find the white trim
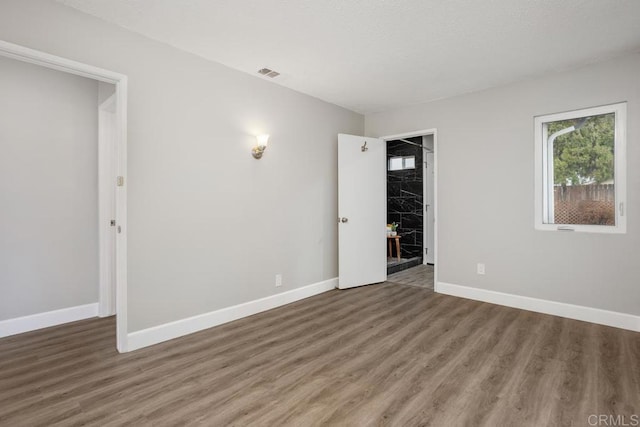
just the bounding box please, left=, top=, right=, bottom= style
left=379, top=129, right=438, bottom=283
left=534, top=102, right=627, bottom=234
left=437, top=281, right=640, bottom=332
left=127, top=278, right=338, bottom=351
left=0, top=40, right=129, bottom=352
left=423, top=145, right=428, bottom=264
left=380, top=128, right=438, bottom=141
left=433, top=131, right=438, bottom=276
left=114, top=77, right=129, bottom=353
left=422, top=139, right=435, bottom=265
left=0, top=303, right=99, bottom=338
left=0, top=40, right=125, bottom=83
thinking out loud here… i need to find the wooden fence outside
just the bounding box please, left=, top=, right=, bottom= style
left=554, top=184, right=615, bottom=225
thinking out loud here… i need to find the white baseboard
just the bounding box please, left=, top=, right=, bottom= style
left=127, top=277, right=338, bottom=352
left=0, top=303, right=99, bottom=338
left=436, top=282, right=640, bottom=333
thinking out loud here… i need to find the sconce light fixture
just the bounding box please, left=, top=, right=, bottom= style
left=252, top=134, right=269, bottom=159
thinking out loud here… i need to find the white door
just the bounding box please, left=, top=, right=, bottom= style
left=98, top=94, right=117, bottom=316
left=338, top=134, right=387, bottom=289
left=425, top=152, right=435, bottom=264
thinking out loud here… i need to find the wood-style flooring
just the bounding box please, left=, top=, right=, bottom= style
left=1, top=282, right=639, bottom=426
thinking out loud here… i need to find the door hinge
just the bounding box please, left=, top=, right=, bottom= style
left=117, top=176, right=124, bottom=187
left=110, top=220, right=116, bottom=227
left=425, top=248, right=428, bottom=255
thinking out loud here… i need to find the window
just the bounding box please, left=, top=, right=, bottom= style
left=388, top=156, right=415, bottom=171
left=534, top=102, right=626, bottom=233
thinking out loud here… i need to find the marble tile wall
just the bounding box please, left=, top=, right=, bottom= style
left=387, top=137, right=423, bottom=260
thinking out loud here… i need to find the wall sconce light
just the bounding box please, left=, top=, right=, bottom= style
left=252, top=134, right=269, bottom=159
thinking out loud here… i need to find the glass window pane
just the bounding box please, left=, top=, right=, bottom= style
left=388, top=157, right=403, bottom=171
left=546, top=112, right=615, bottom=225
left=403, top=156, right=415, bottom=169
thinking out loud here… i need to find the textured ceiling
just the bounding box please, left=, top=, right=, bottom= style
left=58, top=0, right=640, bottom=114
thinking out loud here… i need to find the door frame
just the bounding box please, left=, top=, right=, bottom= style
left=380, top=129, right=438, bottom=288
left=424, top=149, right=435, bottom=265
left=0, top=40, right=129, bottom=352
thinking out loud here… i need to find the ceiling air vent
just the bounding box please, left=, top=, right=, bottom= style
left=257, top=68, right=280, bottom=78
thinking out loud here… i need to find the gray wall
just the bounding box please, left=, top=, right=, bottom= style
left=0, top=0, right=364, bottom=331
left=366, top=53, right=640, bottom=316
left=98, top=81, right=116, bottom=105
left=0, top=56, right=99, bottom=320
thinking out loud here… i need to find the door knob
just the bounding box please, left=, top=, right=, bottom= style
left=341, top=217, right=349, bottom=223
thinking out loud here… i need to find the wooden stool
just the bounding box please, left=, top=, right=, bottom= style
left=387, top=235, right=401, bottom=261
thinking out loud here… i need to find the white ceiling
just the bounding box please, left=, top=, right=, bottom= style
left=59, top=0, right=640, bottom=114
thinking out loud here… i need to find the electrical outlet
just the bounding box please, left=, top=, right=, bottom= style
left=275, top=274, right=282, bottom=287
left=477, top=263, right=485, bottom=275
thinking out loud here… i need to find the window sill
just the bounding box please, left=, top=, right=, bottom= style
left=534, top=223, right=626, bottom=234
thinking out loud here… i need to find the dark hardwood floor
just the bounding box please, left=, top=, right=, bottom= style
left=1, top=282, right=638, bottom=426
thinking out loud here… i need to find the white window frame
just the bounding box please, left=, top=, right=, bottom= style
left=388, top=155, right=416, bottom=171
left=534, top=102, right=627, bottom=234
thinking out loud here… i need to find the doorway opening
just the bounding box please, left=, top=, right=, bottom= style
left=382, top=130, right=437, bottom=290
left=0, top=40, right=129, bottom=352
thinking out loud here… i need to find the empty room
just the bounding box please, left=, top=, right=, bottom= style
left=0, top=1, right=638, bottom=426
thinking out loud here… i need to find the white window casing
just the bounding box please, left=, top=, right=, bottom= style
left=534, top=102, right=627, bottom=234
